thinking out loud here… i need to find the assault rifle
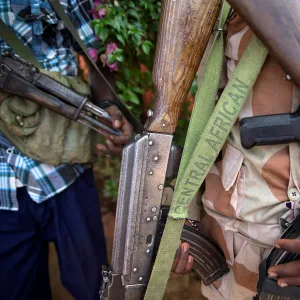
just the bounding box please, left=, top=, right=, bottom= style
left=99, top=0, right=230, bottom=299
left=227, top=1, right=300, bottom=299
left=0, top=52, right=121, bottom=137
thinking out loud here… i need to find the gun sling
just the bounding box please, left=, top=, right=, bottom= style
left=144, top=2, right=269, bottom=299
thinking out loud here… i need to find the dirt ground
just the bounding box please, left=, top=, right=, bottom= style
left=49, top=210, right=206, bottom=300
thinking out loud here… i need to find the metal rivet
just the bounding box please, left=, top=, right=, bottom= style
left=158, top=184, right=164, bottom=190
left=148, top=140, right=153, bottom=146
left=151, top=207, right=157, bottom=213
left=153, top=216, right=158, bottom=221
left=133, top=268, right=138, bottom=272
left=16, top=116, right=21, bottom=121
left=19, top=122, right=24, bottom=127
left=146, top=249, right=151, bottom=254
left=147, top=109, right=153, bottom=117
left=139, top=277, right=143, bottom=281
left=285, top=74, right=292, bottom=81
left=146, top=217, right=151, bottom=222
left=149, top=171, right=153, bottom=175
left=154, top=156, right=159, bottom=161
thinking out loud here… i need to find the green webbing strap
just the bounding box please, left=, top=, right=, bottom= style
left=0, top=19, right=41, bottom=68
left=49, top=0, right=143, bottom=132
left=144, top=5, right=268, bottom=300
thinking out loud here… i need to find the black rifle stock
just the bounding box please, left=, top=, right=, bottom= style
left=240, top=107, right=300, bottom=149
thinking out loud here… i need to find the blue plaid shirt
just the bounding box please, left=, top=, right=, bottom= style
left=0, top=0, right=97, bottom=210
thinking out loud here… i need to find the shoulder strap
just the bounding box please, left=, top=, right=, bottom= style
left=0, top=19, right=41, bottom=68
left=144, top=1, right=269, bottom=299
left=49, top=0, right=143, bottom=132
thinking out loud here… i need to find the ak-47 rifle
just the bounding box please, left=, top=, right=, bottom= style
left=0, top=52, right=121, bottom=137
left=226, top=1, right=300, bottom=299
left=99, top=0, right=230, bottom=299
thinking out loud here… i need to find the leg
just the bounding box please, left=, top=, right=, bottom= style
left=201, top=214, right=270, bottom=300
left=44, top=169, right=108, bottom=300
left=0, top=188, right=51, bottom=300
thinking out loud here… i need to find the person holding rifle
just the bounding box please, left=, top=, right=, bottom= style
left=173, top=9, right=300, bottom=300
left=0, top=1, right=133, bottom=299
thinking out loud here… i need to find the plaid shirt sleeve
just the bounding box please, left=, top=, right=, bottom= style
left=65, top=0, right=97, bottom=52
left=0, top=0, right=98, bottom=211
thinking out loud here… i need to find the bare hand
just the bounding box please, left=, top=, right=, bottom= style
left=268, top=239, right=300, bottom=288
left=171, top=241, right=194, bottom=275
left=97, top=105, right=134, bottom=156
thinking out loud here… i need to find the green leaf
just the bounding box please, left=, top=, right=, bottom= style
left=127, top=90, right=140, bottom=104
left=123, top=68, right=130, bottom=81
left=115, top=55, right=124, bottom=62
left=116, top=34, right=125, bottom=45
left=99, top=28, right=109, bottom=42
left=132, top=34, right=142, bottom=46
left=132, top=86, right=144, bottom=94
left=109, top=18, right=121, bottom=32
left=113, top=48, right=123, bottom=55
left=143, top=40, right=154, bottom=47
left=94, top=24, right=102, bottom=36
left=128, top=9, right=140, bottom=20
left=142, top=43, right=150, bottom=55
left=116, top=81, right=127, bottom=92
left=128, top=2, right=135, bottom=9
left=107, top=54, right=116, bottom=64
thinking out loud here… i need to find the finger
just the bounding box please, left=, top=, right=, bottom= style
left=105, top=139, right=123, bottom=156
left=111, top=110, right=123, bottom=128
left=171, top=242, right=182, bottom=272
left=96, top=144, right=110, bottom=154
left=268, top=260, right=300, bottom=278
left=277, top=276, right=300, bottom=287
left=182, top=255, right=194, bottom=275
left=174, top=243, right=190, bottom=274
left=110, top=121, right=134, bottom=145
left=275, top=239, right=300, bottom=253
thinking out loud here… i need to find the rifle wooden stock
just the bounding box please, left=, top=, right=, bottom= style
left=227, top=0, right=300, bottom=89
left=147, top=0, right=221, bottom=134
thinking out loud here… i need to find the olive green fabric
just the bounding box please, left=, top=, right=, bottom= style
left=0, top=70, right=94, bottom=165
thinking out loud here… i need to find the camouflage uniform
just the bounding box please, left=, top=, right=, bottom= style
left=199, top=15, right=300, bottom=299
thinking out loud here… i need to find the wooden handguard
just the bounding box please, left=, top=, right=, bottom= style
left=146, top=0, right=221, bottom=134
left=227, top=0, right=300, bottom=89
